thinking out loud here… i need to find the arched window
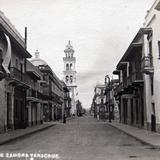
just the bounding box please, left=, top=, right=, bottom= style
left=66, top=64, right=69, bottom=70
left=66, top=76, right=69, bottom=82
left=70, top=75, right=73, bottom=83
left=70, top=63, right=72, bottom=70
left=15, top=58, right=18, bottom=68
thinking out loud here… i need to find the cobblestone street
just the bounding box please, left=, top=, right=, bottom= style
left=0, top=116, right=160, bottom=160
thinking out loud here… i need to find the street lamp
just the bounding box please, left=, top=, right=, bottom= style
left=105, top=75, right=112, bottom=123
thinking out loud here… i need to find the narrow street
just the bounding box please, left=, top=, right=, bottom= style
left=0, top=116, right=160, bottom=160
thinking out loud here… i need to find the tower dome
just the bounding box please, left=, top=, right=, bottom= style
left=30, top=50, right=48, bottom=66
left=64, top=40, right=75, bottom=53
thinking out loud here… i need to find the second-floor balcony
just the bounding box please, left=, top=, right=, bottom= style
left=27, top=88, right=44, bottom=102
left=28, top=89, right=37, bottom=97
left=127, top=71, right=143, bottom=86
left=141, top=55, right=154, bottom=74
left=114, top=71, right=143, bottom=96
left=8, top=67, right=30, bottom=88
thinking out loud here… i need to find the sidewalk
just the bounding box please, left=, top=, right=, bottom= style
left=0, top=122, right=58, bottom=145
left=108, top=121, right=160, bottom=149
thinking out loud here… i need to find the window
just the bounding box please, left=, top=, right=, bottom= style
left=101, top=98, right=103, bottom=104
left=101, top=89, right=103, bottom=95
left=70, top=63, right=72, bottom=70
left=24, top=59, right=26, bottom=72
left=15, top=58, right=18, bottom=68
left=70, top=75, right=73, bottom=83
left=20, top=63, right=23, bottom=73
left=158, top=41, right=160, bottom=59
left=149, top=41, right=152, bottom=55
left=151, top=74, right=154, bottom=95
left=66, top=64, right=69, bottom=70
left=152, top=103, right=155, bottom=115
left=66, top=76, right=69, bottom=82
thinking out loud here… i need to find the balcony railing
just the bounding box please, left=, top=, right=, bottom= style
left=114, top=71, right=143, bottom=95
left=27, top=88, right=45, bottom=101
left=127, top=71, right=143, bottom=85
left=141, top=55, right=154, bottom=74
left=27, top=89, right=37, bottom=97
left=9, top=67, right=30, bottom=84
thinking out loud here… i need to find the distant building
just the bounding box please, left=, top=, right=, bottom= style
left=61, top=81, right=71, bottom=118
left=92, top=84, right=106, bottom=120
left=105, top=79, right=119, bottom=121
left=63, top=41, right=77, bottom=115
left=76, top=100, right=83, bottom=117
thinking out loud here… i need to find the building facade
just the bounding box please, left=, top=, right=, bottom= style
left=143, top=0, right=160, bottom=132
left=63, top=41, right=77, bottom=115
left=31, top=51, right=64, bottom=122
left=105, top=79, right=119, bottom=121
left=0, top=11, right=32, bottom=132
left=26, top=60, right=44, bottom=126
left=113, top=0, right=160, bottom=131
left=113, top=29, right=147, bottom=128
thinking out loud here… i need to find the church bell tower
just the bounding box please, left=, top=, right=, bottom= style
left=63, top=41, right=77, bottom=115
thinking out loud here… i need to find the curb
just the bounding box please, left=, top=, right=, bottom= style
left=0, top=124, right=55, bottom=145
left=107, top=123, right=160, bottom=149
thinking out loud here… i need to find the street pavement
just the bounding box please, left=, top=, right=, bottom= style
left=0, top=116, right=160, bottom=160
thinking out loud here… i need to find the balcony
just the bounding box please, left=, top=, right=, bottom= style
left=64, top=93, right=70, bottom=100
left=127, top=71, right=143, bottom=86
left=63, top=57, right=76, bottom=61
left=7, top=67, right=30, bottom=88
left=114, top=82, right=124, bottom=96
left=114, top=71, right=143, bottom=96
left=27, top=89, right=44, bottom=103
left=28, top=89, right=37, bottom=97
left=141, top=56, right=154, bottom=74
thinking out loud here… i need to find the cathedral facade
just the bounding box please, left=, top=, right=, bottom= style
left=63, top=41, right=77, bottom=115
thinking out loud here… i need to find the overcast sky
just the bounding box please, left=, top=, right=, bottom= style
left=0, top=0, right=155, bottom=109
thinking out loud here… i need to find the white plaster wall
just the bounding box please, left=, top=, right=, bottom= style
left=144, top=2, right=160, bottom=124
left=0, top=79, right=7, bottom=132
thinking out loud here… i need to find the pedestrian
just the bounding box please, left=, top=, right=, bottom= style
left=63, top=114, right=66, bottom=123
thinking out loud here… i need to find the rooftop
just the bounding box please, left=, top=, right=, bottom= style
left=0, top=10, right=25, bottom=48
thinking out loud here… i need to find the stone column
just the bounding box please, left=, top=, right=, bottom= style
left=11, top=90, right=14, bottom=129
left=133, top=98, right=136, bottom=126
left=144, top=34, right=152, bottom=128
left=127, top=98, right=131, bottom=124
left=62, top=102, right=65, bottom=122
left=120, top=97, right=124, bottom=123
left=40, top=104, right=43, bottom=123
left=27, top=102, right=32, bottom=126
left=37, top=102, right=41, bottom=125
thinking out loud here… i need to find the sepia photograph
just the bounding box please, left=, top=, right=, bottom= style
left=0, top=0, right=160, bottom=159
